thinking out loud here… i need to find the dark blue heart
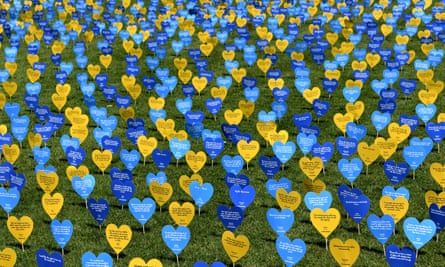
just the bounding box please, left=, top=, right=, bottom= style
left=337, top=184, right=363, bottom=207
left=101, top=136, right=121, bottom=154
left=341, top=192, right=370, bottom=224
left=312, top=99, right=330, bottom=118
left=293, top=112, right=312, bottom=130
left=203, top=137, right=224, bottom=160
left=65, top=146, right=86, bottom=167
left=111, top=179, right=135, bottom=205
left=24, top=94, right=39, bottom=111
left=383, top=160, right=410, bottom=185
left=221, top=123, right=239, bottom=143
left=399, top=114, right=419, bottom=133
left=126, top=126, right=146, bottom=145
left=87, top=198, right=109, bottom=225
left=336, top=136, right=358, bottom=158
left=217, top=205, right=244, bottom=232
left=127, top=118, right=145, bottom=129
left=258, top=156, right=281, bottom=179
left=429, top=203, right=445, bottom=233
left=425, top=122, right=445, bottom=144
left=109, top=167, right=133, bottom=181
left=36, top=249, right=64, bottom=267
left=385, top=244, right=416, bottom=267
left=224, top=173, right=249, bottom=188
left=152, top=149, right=172, bottom=171
left=115, top=95, right=131, bottom=109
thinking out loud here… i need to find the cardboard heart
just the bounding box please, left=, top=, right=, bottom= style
left=222, top=231, right=250, bottom=263
left=333, top=112, right=354, bottom=133
left=304, top=191, right=333, bottom=212
left=374, top=137, right=398, bottom=160
left=299, top=157, right=323, bottom=181
left=3, top=81, right=17, bottom=97
left=35, top=249, right=63, bottom=267
left=0, top=247, right=16, bottom=266
left=185, top=151, right=207, bottom=173
left=345, top=101, right=365, bottom=121
left=302, top=87, right=321, bottom=104
left=149, top=181, right=173, bottom=208
left=425, top=190, right=445, bottom=208
left=105, top=224, right=132, bottom=255
left=91, top=149, right=113, bottom=173
left=36, top=171, right=59, bottom=193
left=42, top=192, right=64, bottom=220
left=388, top=122, right=411, bottom=144
left=224, top=109, right=243, bottom=125
left=430, top=163, right=445, bottom=188
left=276, top=188, right=301, bottom=211
left=380, top=196, right=409, bottom=223
left=310, top=208, right=340, bottom=238
left=302, top=178, right=326, bottom=193
left=69, top=125, right=88, bottom=144
left=50, top=219, right=73, bottom=249
left=256, top=121, right=277, bottom=141
left=329, top=238, right=360, bottom=267
left=155, top=119, right=175, bottom=139
left=237, top=140, right=260, bottom=164
left=169, top=201, right=195, bottom=226
left=27, top=132, right=43, bottom=148
left=2, top=144, right=20, bottom=164
left=7, top=216, right=33, bottom=245
left=66, top=165, right=89, bottom=181
left=179, top=174, right=203, bottom=196
left=357, top=142, right=380, bottom=166
left=238, top=100, right=255, bottom=119
left=210, top=86, right=228, bottom=101
left=128, top=258, right=162, bottom=267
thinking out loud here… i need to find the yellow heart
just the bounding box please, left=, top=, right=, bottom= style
left=372, top=9, right=383, bottom=20
left=0, top=247, right=17, bottom=266
left=256, top=26, right=268, bottom=38
left=0, top=124, right=7, bottom=135
left=51, top=93, right=67, bottom=112
left=0, top=93, right=6, bottom=110
left=119, top=107, right=135, bottom=121
left=127, top=84, right=142, bottom=101
left=275, top=14, right=285, bottom=25
left=438, top=113, right=445, bottom=123
left=122, top=40, right=134, bottom=53
left=167, top=130, right=188, bottom=141
left=200, top=43, right=214, bottom=57
left=268, top=78, right=284, bottom=90
left=238, top=100, right=255, bottom=119
left=2, top=144, right=20, bottom=164
left=408, top=50, right=416, bottom=64
left=351, top=60, right=367, bottom=71
left=137, top=136, right=158, bottom=159
left=185, top=151, right=207, bottom=173
left=256, top=121, right=277, bottom=142
left=374, top=137, right=397, bottom=160
left=365, top=53, right=381, bottom=68
left=51, top=40, right=65, bottom=54
left=302, top=87, right=320, bottom=104
left=380, top=196, right=409, bottom=223
left=345, top=79, right=363, bottom=89
left=310, top=208, right=340, bottom=238
left=7, top=216, right=33, bottom=245
left=340, top=42, right=354, bottom=54
left=26, top=68, right=40, bottom=83
left=380, top=24, right=393, bottom=36
left=324, top=70, right=341, bottom=80
left=222, top=50, right=236, bottom=61
left=70, top=113, right=89, bottom=126
left=99, top=54, right=112, bottom=69
left=357, top=142, right=380, bottom=166
left=224, top=109, right=243, bottom=125
left=69, top=125, right=89, bottom=144
left=64, top=107, right=82, bottom=123
left=2, top=81, right=17, bottom=97
left=105, top=224, right=132, bottom=255
left=36, top=171, right=59, bottom=193
left=198, top=31, right=210, bottom=43
left=299, top=157, right=323, bottom=181
left=5, top=62, right=18, bottom=76
left=192, top=76, right=208, bottom=94
left=231, top=68, right=247, bottom=84
left=333, top=112, right=354, bottom=133
left=421, top=43, right=434, bottom=56
left=276, top=188, right=301, bottom=211
left=91, top=149, right=112, bottom=173
left=418, top=89, right=438, bottom=105
left=148, top=97, right=165, bottom=110
left=173, top=58, right=187, bottom=70
left=156, top=119, right=175, bottom=139
left=128, top=258, right=163, bottom=267
left=256, top=58, right=272, bottom=74
left=237, top=140, right=260, bottom=163
left=387, top=122, right=411, bottom=144
left=427, top=80, right=444, bottom=95
left=307, top=6, right=318, bottom=16
left=430, top=163, right=445, bottom=188
left=178, top=69, right=192, bottom=84
left=27, top=54, right=39, bottom=66
left=425, top=190, right=445, bottom=208
left=56, top=83, right=71, bottom=97
left=41, top=192, right=64, bottom=220
left=275, top=39, right=288, bottom=52
left=27, top=133, right=42, bottom=149
left=149, top=181, right=173, bottom=208
left=179, top=174, right=203, bottom=196
left=210, top=86, right=227, bottom=101
left=345, top=101, right=365, bottom=121
left=396, top=35, right=410, bottom=45
left=417, top=69, right=434, bottom=85
left=326, top=32, right=338, bottom=45
left=66, top=165, right=90, bottom=181
left=121, top=75, right=136, bottom=91
left=291, top=52, right=304, bottom=61
left=329, top=238, right=360, bottom=267
left=221, top=231, right=250, bottom=263
left=268, top=130, right=289, bottom=146
left=169, top=201, right=195, bottom=226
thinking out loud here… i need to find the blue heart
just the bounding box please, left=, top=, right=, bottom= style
left=383, top=160, right=410, bottom=185
left=32, top=146, right=51, bottom=166
left=50, top=219, right=73, bottom=249
left=371, top=111, right=391, bottom=133
left=402, top=145, right=427, bottom=171
left=185, top=123, right=204, bottom=140
left=296, top=133, right=317, bottom=156
left=111, top=180, right=135, bottom=205
left=342, top=86, right=361, bottom=103
left=152, top=149, right=172, bottom=171
left=120, top=149, right=140, bottom=171
left=9, top=169, right=26, bottom=192
left=202, top=129, right=222, bottom=140
left=244, top=87, right=260, bottom=102
left=25, top=82, right=42, bottom=95
left=382, top=186, right=410, bottom=201
left=221, top=123, right=239, bottom=143
left=403, top=217, right=436, bottom=249
left=221, top=155, right=244, bottom=175
left=258, top=156, right=281, bottom=179
left=110, top=167, right=133, bottom=182
left=425, top=122, right=445, bottom=144
left=205, top=98, right=222, bottom=116
left=146, top=171, right=167, bottom=186
left=399, top=79, right=416, bottom=96
left=304, top=190, right=333, bottom=211
left=258, top=111, right=277, bottom=122
left=385, top=244, right=416, bottom=267
left=429, top=203, right=445, bottom=233
left=224, top=173, right=249, bottom=188
left=335, top=136, right=358, bottom=158
left=189, top=181, right=214, bottom=208
left=267, top=208, right=294, bottom=236
left=176, top=97, right=193, bottom=115
left=36, top=249, right=64, bottom=267
left=162, top=225, right=190, bottom=256
left=292, top=112, right=312, bottom=129
left=312, top=99, right=330, bottom=118
left=265, top=177, right=291, bottom=198
left=415, top=103, right=436, bottom=123
left=229, top=184, right=256, bottom=210
left=367, top=214, right=394, bottom=245
left=0, top=187, right=20, bottom=214
left=4, top=102, right=20, bottom=119
left=193, top=261, right=225, bottom=267
left=101, top=136, right=121, bottom=154
left=169, top=138, right=191, bottom=161
left=72, top=174, right=95, bottom=200
left=34, top=122, right=54, bottom=143
left=272, top=141, right=296, bottom=165
left=66, top=146, right=86, bottom=167
left=217, top=205, right=244, bottom=231
left=81, top=252, right=113, bottom=267
left=60, top=135, right=80, bottom=152
left=337, top=184, right=363, bottom=207
left=128, top=197, right=156, bottom=225
left=338, top=158, right=363, bottom=184
left=203, top=137, right=224, bottom=160
left=341, top=191, right=370, bottom=223
left=346, top=122, right=367, bottom=141
left=126, top=127, right=146, bottom=145
left=275, top=236, right=306, bottom=266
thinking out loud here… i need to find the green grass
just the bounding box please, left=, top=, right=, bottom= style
left=0, top=1, right=445, bottom=267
